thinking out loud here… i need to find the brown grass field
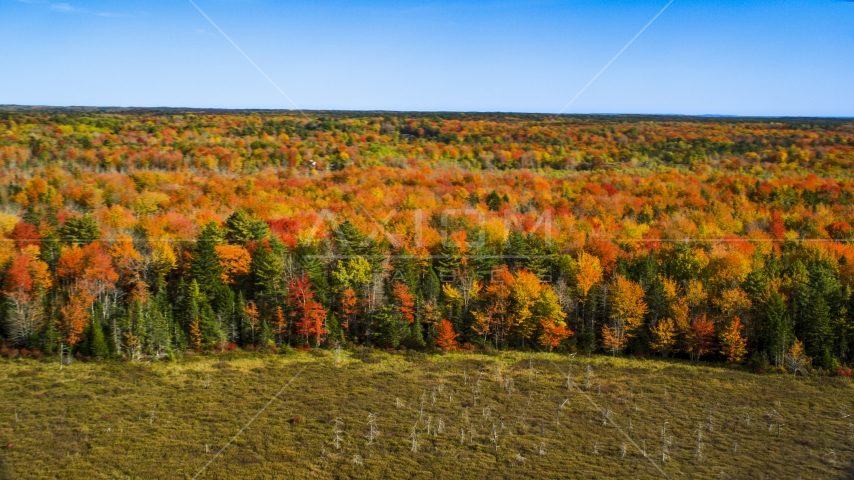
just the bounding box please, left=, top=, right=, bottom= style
left=1, top=350, right=853, bottom=479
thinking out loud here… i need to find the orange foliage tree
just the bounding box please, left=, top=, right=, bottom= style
left=214, top=244, right=252, bottom=284
left=719, top=316, right=748, bottom=363
left=539, top=320, right=573, bottom=352
left=392, top=282, right=416, bottom=324
left=340, top=287, right=357, bottom=333
left=59, top=288, right=94, bottom=348
left=435, top=319, right=459, bottom=352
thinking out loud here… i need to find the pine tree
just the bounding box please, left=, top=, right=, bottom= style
left=390, top=248, right=418, bottom=291
left=523, top=234, right=553, bottom=280
left=258, top=320, right=272, bottom=351
left=797, top=262, right=838, bottom=368
left=89, top=316, right=110, bottom=359
left=190, top=222, right=226, bottom=299
left=421, top=262, right=441, bottom=304
left=297, top=241, right=329, bottom=305
left=59, top=214, right=101, bottom=245
left=486, top=191, right=504, bottom=212
left=409, top=316, right=426, bottom=349
left=467, top=231, right=499, bottom=281
left=435, top=237, right=461, bottom=281
left=374, top=306, right=405, bottom=348
left=226, top=209, right=260, bottom=243
left=252, top=239, right=285, bottom=307
left=326, top=313, right=345, bottom=345
left=186, top=279, right=222, bottom=346
left=761, top=291, right=791, bottom=366
left=505, top=230, right=528, bottom=272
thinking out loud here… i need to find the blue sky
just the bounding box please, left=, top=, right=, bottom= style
left=1, top=0, right=852, bottom=116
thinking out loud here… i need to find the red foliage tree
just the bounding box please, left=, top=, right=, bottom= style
left=687, top=314, right=716, bottom=361
left=8, top=222, right=40, bottom=249
left=287, top=273, right=327, bottom=345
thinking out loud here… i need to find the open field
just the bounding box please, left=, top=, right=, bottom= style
left=1, top=351, right=853, bottom=479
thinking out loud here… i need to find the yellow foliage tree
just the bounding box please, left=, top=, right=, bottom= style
left=575, top=251, right=603, bottom=299
left=509, top=269, right=543, bottom=340
left=650, top=318, right=676, bottom=357
left=604, top=275, right=649, bottom=354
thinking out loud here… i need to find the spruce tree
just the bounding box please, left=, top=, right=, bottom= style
left=89, top=317, right=110, bottom=359
left=762, top=291, right=791, bottom=366
left=59, top=214, right=101, bottom=245
left=226, top=209, right=270, bottom=243
left=506, top=230, right=528, bottom=272
left=435, top=237, right=461, bottom=282
left=326, top=313, right=345, bottom=345
left=421, top=262, right=441, bottom=304
left=258, top=320, right=272, bottom=350
left=298, top=241, right=329, bottom=305
left=252, top=239, right=285, bottom=307
left=190, top=222, right=226, bottom=299
left=409, top=316, right=426, bottom=349
left=468, top=230, right=498, bottom=281
left=486, top=191, right=503, bottom=212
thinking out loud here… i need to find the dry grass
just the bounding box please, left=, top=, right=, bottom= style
left=1, top=350, right=853, bottom=479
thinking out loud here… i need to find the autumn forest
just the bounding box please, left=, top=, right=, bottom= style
left=2, top=108, right=854, bottom=374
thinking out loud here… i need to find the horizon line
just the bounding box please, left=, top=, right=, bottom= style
left=1, top=104, right=853, bottom=120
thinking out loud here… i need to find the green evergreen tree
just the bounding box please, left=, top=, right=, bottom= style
left=408, top=316, right=426, bottom=349
left=486, top=191, right=504, bottom=212
left=524, top=233, right=554, bottom=279
left=42, top=315, right=59, bottom=355
left=190, top=222, right=226, bottom=299
left=252, top=239, right=286, bottom=307
left=89, top=316, right=110, bottom=359
left=334, top=220, right=365, bottom=258
left=326, top=313, right=345, bottom=345
left=506, top=230, right=528, bottom=272
left=468, top=229, right=499, bottom=281
left=226, top=209, right=270, bottom=243
left=258, top=320, right=272, bottom=351
left=374, top=306, right=405, bottom=349
left=297, top=241, right=329, bottom=305
left=186, top=279, right=222, bottom=346
left=796, top=262, right=838, bottom=368
left=59, top=214, right=101, bottom=245
left=421, top=263, right=441, bottom=304
left=762, top=291, right=791, bottom=366
left=435, top=237, right=461, bottom=282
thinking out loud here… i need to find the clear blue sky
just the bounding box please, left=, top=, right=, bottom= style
left=1, top=0, right=852, bottom=116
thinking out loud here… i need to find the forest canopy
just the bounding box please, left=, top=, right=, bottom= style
left=1, top=108, right=853, bottom=371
